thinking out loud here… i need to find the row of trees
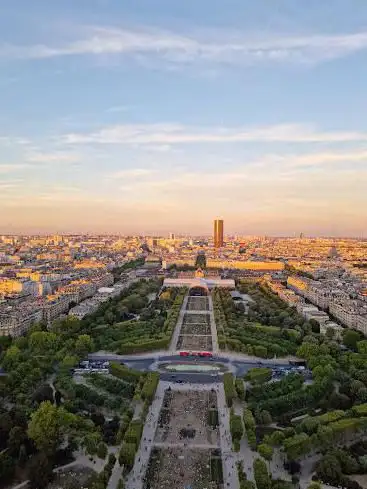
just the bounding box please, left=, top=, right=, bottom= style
left=118, top=372, right=159, bottom=473
left=212, top=285, right=306, bottom=358
left=243, top=409, right=257, bottom=450
left=230, top=409, right=244, bottom=451
left=223, top=373, right=236, bottom=407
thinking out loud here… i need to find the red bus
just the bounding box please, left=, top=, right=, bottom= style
left=179, top=351, right=213, bottom=357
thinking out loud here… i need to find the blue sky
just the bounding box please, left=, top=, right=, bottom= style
left=1, top=0, right=367, bottom=236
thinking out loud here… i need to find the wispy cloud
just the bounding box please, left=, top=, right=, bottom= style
left=26, top=151, right=81, bottom=163
left=110, top=168, right=154, bottom=179
left=2, top=26, right=367, bottom=66
left=63, top=122, right=367, bottom=145
left=106, top=105, right=130, bottom=113
left=0, top=164, right=30, bottom=174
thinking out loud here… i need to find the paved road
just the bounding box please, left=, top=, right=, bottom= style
left=112, top=357, right=293, bottom=379
left=89, top=351, right=296, bottom=366
left=159, top=372, right=221, bottom=383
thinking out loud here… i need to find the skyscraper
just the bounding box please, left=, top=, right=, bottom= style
left=214, top=219, right=224, bottom=248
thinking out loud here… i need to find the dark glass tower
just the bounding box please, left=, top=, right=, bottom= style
left=214, top=219, right=224, bottom=248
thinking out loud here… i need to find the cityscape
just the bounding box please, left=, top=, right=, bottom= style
left=1, top=2, right=367, bottom=489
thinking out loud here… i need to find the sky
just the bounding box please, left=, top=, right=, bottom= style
left=1, top=0, right=367, bottom=236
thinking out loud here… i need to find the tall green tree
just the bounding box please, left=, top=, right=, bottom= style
left=253, top=458, right=270, bottom=489
left=75, top=334, right=94, bottom=357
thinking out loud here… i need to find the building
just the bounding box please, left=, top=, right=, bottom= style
left=163, top=276, right=235, bottom=290
left=43, top=295, right=70, bottom=324
left=0, top=303, right=43, bottom=337
left=214, top=219, right=224, bottom=248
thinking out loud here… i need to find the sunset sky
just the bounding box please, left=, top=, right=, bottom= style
left=1, top=0, right=367, bottom=236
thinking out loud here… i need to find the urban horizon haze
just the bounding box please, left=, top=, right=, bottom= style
left=1, top=1, right=367, bottom=236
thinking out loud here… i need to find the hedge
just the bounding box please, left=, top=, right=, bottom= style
left=109, top=362, right=141, bottom=383
left=223, top=373, right=236, bottom=407
left=230, top=412, right=244, bottom=441
left=245, top=368, right=272, bottom=384
left=210, top=457, right=223, bottom=483
left=235, top=378, right=246, bottom=400
left=124, top=419, right=143, bottom=449
left=208, top=409, right=219, bottom=428
left=141, top=372, right=159, bottom=403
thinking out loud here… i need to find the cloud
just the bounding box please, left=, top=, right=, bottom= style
left=63, top=122, right=367, bottom=146
left=110, top=168, right=154, bottom=179
left=106, top=105, right=130, bottom=113
left=2, top=26, right=367, bottom=66
left=0, top=136, right=31, bottom=146
left=0, top=164, right=30, bottom=174
left=26, top=151, right=81, bottom=163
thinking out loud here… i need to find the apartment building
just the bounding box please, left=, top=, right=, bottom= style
left=329, top=300, right=367, bottom=335
left=0, top=303, right=43, bottom=337
left=0, top=279, right=23, bottom=295
left=43, top=295, right=71, bottom=324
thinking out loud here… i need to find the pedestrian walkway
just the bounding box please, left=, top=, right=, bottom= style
left=217, top=383, right=240, bottom=489
left=125, top=381, right=166, bottom=489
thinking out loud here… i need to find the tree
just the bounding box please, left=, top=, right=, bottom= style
left=32, top=384, right=54, bottom=404
left=308, top=482, right=322, bottom=489
left=97, top=442, right=108, bottom=460
left=230, top=414, right=244, bottom=441
left=258, top=444, right=273, bottom=463
left=60, top=355, right=79, bottom=370
left=254, top=458, right=270, bottom=489
left=256, top=410, right=272, bottom=425
left=2, top=345, right=22, bottom=369
left=91, top=411, right=105, bottom=427
left=0, top=451, right=15, bottom=483
left=283, top=433, right=311, bottom=460
left=75, top=334, right=94, bottom=357
left=118, top=443, right=136, bottom=471
left=28, top=453, right=53, bottom=489
left=242, top=482, right=256, bottom=489
left=83, top=432, right=102, bottom=456
left=343, top=330, right=362, bottom=351
left=27, top=401, right=77, bottom=455
left=316, top=453, right=342, bottom=484
left=29, top=331, right=58, bottom=352
left=357, top=340, right=367, bottom=354
left=28, top=401, right=61, bottom=454
left=8, top=426, right=26, bottom=455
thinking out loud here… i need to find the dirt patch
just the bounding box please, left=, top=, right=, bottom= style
left=181, top=322, right=211, bottom=334
left=177, top=335, right=213, bottom=351
left=48, top=466, right=96, bottom=489
left=186, top=297, right=209, bottom=311
left=144, top=447, right=222, bottom=489
left=155, top=390, right=219, bottom=445
left=181, top=313, right=211, bottom=335
left=183, top=313, right=210, bottom=324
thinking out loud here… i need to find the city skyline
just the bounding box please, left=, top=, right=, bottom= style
left=1, top=1, right=367, bottom=235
